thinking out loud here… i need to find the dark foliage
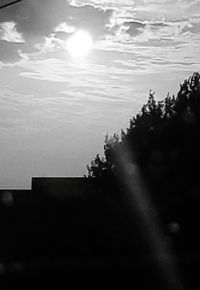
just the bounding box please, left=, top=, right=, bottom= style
left=88, top=72, right=200, bottom=179
left=87, top=72, right=200, bottom=244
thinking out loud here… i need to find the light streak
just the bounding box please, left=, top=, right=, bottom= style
left=113, top=141, right=184, bottom=290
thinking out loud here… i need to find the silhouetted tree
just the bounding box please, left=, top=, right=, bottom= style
left=87, top=72, right=200, bottom=216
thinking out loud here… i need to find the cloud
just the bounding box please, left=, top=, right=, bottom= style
left=124, top=21, right=145, bottom=36
left=0, top=0, right=69, bottom=40
left=133, top=0, right=200, bottom=21
left=67, top=4, right=113, bottom=39
left=181, top=18, right=200, bottom=34
left=0, top=0, right=199, bottom=63
left=0, top=40, right=23, bottom=62
left=69, top=0, right=134, bottom=9
left=0, top=0, right=199, bottom=78
left=103, top=11, right=200, bottom=49
left=0, top=21, right=24, bottom=42
left=0, top=0, right=113, bottom=62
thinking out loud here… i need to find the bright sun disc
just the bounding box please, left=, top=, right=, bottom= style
left=66, top=30, right=93, bottom=58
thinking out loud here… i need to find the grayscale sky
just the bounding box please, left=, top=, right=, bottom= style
left=0, top=0, right=199, bottom=188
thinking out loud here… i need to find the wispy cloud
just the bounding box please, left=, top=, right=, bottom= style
left=0, top=0, right=199, bottom=69
left=0, top=0, right=112, bottom=62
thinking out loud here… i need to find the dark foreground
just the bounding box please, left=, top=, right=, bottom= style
left=0, top=178, right=200, bottom=290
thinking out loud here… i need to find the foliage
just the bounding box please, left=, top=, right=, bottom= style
left=86, top=72, right=200, bottom=265
left=87, top=72, right=200, bottom=204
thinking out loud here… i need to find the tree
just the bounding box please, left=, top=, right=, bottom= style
left=86, top=73, right=200, bottom=283
left=87, top=72, right=200, bottom=208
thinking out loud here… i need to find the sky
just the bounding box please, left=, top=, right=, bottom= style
left=0, top=0, right=199, bottom=188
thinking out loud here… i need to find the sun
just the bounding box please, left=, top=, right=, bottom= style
left=66, top=30, right=93, bottom=58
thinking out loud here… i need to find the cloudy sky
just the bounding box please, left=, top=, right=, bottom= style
left=0, top=0, right=199, bottom=188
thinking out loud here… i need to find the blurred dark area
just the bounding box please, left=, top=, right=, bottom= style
left=0, top=178, right=161, bottom=290
left=0, top=177, right=199, bottom=290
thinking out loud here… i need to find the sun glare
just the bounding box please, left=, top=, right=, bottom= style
left=66, top=30, right=93, bottom=58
